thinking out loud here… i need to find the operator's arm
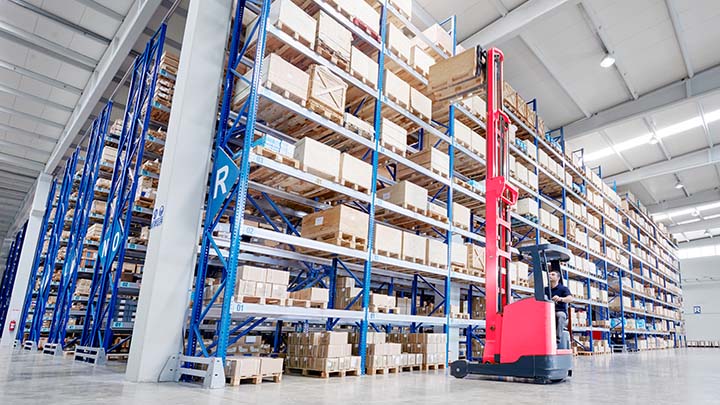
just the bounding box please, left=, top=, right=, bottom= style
left=561, top=286, right=573, bottom=304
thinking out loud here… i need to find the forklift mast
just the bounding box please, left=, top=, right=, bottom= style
left=483, top=47, right=519, bottom=364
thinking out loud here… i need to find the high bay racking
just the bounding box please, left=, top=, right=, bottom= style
left=0, top=223, right=26, bottom=337
left=13, top=25, right=172, bottom=360
left=10, top=0, right=683, bottom=378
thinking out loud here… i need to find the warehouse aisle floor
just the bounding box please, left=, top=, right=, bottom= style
left=1, top=349, right=718, bottom=404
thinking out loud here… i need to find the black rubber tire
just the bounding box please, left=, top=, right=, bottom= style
left=450, top=360, right=469, bottom=379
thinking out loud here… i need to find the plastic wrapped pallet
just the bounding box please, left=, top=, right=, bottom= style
left=294, top=137, right=341, bottom=181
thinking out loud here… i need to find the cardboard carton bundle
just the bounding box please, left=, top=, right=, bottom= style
left=286, top=331, right=360, bottom=375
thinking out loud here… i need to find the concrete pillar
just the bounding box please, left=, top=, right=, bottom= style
left=125, top=0, right=232, bottom=382
left=0, top=173, right=52, bottom=347
left=448, top=284, right=461, bottom=362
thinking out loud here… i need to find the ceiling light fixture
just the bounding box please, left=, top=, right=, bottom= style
left=600, top=54, right=616, bottom=68
left=692, top=209, right=700, bottom=217
left=675, top=182, right=684, bottom=189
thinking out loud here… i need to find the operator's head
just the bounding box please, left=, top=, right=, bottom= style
left=548, top=268, right=562, bottom=286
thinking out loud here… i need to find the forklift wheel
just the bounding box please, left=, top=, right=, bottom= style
left=450, top=360, right=469, bottom=379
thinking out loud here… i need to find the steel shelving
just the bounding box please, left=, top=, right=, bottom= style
left=0, top=222, right=26, bottom=337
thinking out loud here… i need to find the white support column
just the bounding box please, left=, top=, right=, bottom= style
left=125, top=0, right=232, bottom=382
left=0, top=173, right=51, bottom=347
left=448, top=284, right=461, bottom=362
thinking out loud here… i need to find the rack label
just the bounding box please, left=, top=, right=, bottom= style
left=693, top=306, right=701, bottom=314
left=209, top=150, right=239, bottom=222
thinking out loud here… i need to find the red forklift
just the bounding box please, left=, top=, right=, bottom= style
left=449, top=48, right=573, bottom=383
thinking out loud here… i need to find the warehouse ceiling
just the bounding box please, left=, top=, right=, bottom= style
left=0, top=0, right=186, bottom=252
left=416, top=0, right=720, bottom=244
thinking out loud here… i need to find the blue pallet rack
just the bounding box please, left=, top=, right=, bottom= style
left=80, top=25, right=166, bottom=354
left=47, top=102, right=113, bottom=349
left=15, top=180, right=57, bottom=346
left=0, top=222, right=27, bottom=337
left=26, top=150, right=79, bottom=345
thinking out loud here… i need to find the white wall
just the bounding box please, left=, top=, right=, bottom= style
left=680, top=243, right=720, bottom=341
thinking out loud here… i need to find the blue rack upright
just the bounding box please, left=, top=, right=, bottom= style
left=0, top=222, right=27, bottom=338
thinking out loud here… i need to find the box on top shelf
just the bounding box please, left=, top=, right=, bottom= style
left=315, top=10, right=352, bottom=63
left=429, top=46, right=485, bottom=102
left=267, top=0, right=316, bottom=49
left=414, top=23, right=453, bottom=59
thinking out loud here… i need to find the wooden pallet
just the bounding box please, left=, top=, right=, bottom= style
left=306, top=98, right=344, bottom=125
left=379, top=139, right=406, bottom=157
left=351, top=17, right=380, bottom=42
left=252, top=146, right=300, bottom=169
left=235, top=296, right=286, bottom=306
left=275, top=21, right=313, bottom=49
left=399, top=364, right=423, bottom=372
left=315, top=40, right=350, bottom=72
left=343, top=117, right=375, bottom=140
left=286, top=367, right=360, bottom=378
left=227, top=373, right=282, bottom=386
left=340, top=178, right=370, bottom=194
left=366, top=366, right=399, bottom=375
left=286, top=298, right=327, bottom=309
left=265, top=80, right=307, bottom=109
left=451, top=312, right=470, bottom=320
left=134, top=197, right=155, bottom=208
left=374, top=249, right=401, bottom=259
left=422, top=362, right=446, bottom=371
left=349, top=68, right=378, bottom=90
left=401, top=255, right=425, bottom=265
left=427, top=260, right=448, bottom=269
left=385, top=92, right=409, bottom=110
left=307, top=231, right=367, bottom=252
left=369, top=305, right=398, bottom=314
left=388, top=44, right=410, bottom=64
left=426, top=210, right=448, bottom=222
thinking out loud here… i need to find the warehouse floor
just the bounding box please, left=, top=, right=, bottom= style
left=0, top=349, right=717, bottom=404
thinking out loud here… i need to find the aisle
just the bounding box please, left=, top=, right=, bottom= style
left=0, top=349, right=717, bottom=404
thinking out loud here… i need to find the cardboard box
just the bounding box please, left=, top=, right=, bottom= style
left=410, top=46, right=433, bottom=77
left=315, top=10, right=352, bottom=61
left=238, top=265, right=266, bottom=282
left=414, top=23, right=453, bottom=57
left=378, top=180, right=428, bottom=213
left=340, top=152, right=372, bottom=191
left=294, top=137, right=341, bottom=181
left=268, top=0, right=316, bottom=49
left=405, top=147, right=449, bottom=178
left=384, top=70, right=410, bottom=108
left=387, top=23, right=411, bottom=62
left=402, top=231, right=426, bottom=263
left=516, top=198, right=539, bottom=218
left=454, top=119, right=473, bottom=147
left=389, top=0, right=412, bottom=18
left=374, top=223, right=403, bottom=258
left=451, top=242, right=468, bottom=267
left=225, top=357, right=261, bottom=379
left=321, top=331, right=348, bottom=345
left=350, top=46, right=378, bottom=88
left=260, top=357, right=284, bottom=375
left=470, top=131, right=486, bottom=158
left=410, top=87, right=432, bottom=121
left=290, top=287, right=330, bottom=302
left=453, top=202, right=471, bottom=229
left=301, top=204, right=369, bottom=240
left=233, top=53, right=308, bottom=108
left=381, top=118, right=407, bottom=154
left=426, top=237, right=446, bottom=267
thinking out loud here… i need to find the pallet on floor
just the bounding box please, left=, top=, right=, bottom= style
left=366, top=366, right=399, bottom=375
left=285, top=367, right=360, bottom=378
left=422, top=362, right=446, bottom=371
left=226, top=373, right=282, bottom=386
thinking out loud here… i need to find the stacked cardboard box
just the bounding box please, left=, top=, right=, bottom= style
left=397, top=333, right=446, bottom=367
left=234, top=265, right=289, bottom=304
left=224, top=356, right=284, bottom=384
left=286, top=332, right=360, bottom=375
left=334, top=276, right=362, bottom=310
left=288, top=287, right=329, bottom=308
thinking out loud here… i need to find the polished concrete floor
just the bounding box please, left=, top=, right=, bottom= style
left=0, top=349, right=718, bottom=404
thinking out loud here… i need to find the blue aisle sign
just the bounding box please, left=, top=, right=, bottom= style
left=693, top=306, right=701, bottom=314
left=99, top=219, right=124, bottom=265
left=208, top=150, right=239, bottom=222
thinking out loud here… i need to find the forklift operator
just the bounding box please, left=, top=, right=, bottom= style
left=548, top=268, right=573, bottom=342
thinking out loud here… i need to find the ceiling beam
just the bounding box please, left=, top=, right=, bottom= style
left=460, top=0, right=574, bottom=48
left=0, top=163, right=39, bottom=179
left=607, top=146, right=720, bottom=186
left=647, top=188, right=720, bottom=214
left=0, top=152, right=45, bottom=172
left=44, top=0, right=163, bottom=173
left=578, top=1, right=638, bottom=99
left=0, top=21, right=97, bottom=71
left=519, top=34, right=590, bottom=117
left=0, top=122, right=59, bottom=144
left=564, top=63, right=720, bottom=140
left=0, top=139, right=50, bottom=161
left=665, top=0, right=693, bottom=79
left=0, top=83, right=74, bottom=113
left=668, top=217, right=720, bottom=234
left=0, top=105, right=65, bottom=129
left=73, top=0, right=124, bottom=21
left=643, top=117, right=673, bottom=160
left=8, top=0, right=111, bottom=44
left=0, top=60, right=83, bottom=95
